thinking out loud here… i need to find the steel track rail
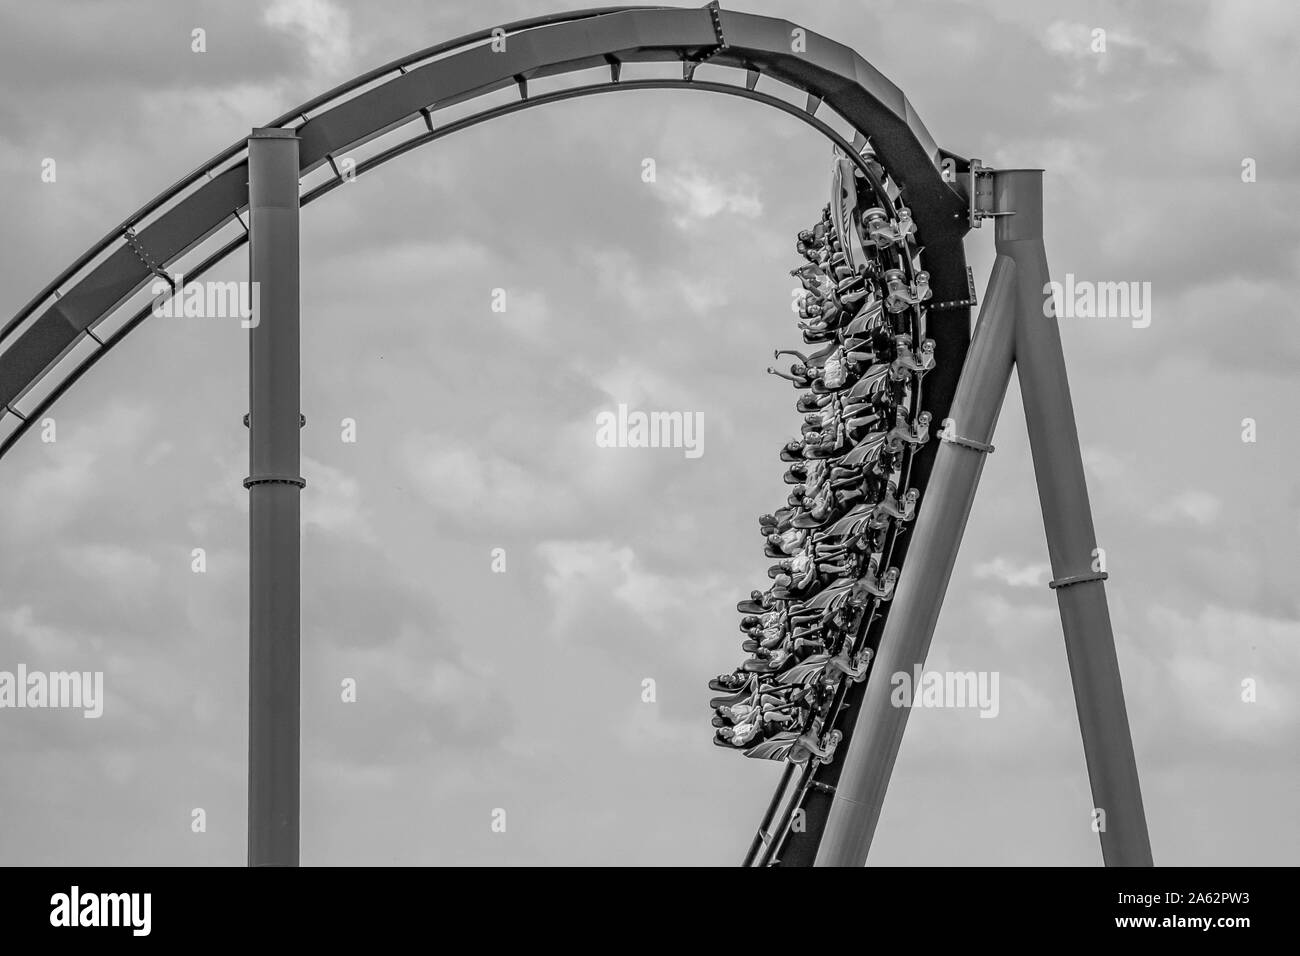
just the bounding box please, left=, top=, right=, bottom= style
left=750, top=208, right=928, bottom=867
left=1, top=5, right=967, bottom=437
left=0, top=6, right=667, bottom=346
left=3, top=77, right=935, bottom=458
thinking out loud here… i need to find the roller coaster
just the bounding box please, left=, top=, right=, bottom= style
left=0, top=4, right=1153, bottom=867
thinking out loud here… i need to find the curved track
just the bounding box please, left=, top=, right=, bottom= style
left=0, top=4, right=974, bottom=866
left=721, top=146, right=937, bottom=866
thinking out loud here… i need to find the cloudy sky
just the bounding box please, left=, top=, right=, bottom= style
left=0, top=0, right=1296, bottom=866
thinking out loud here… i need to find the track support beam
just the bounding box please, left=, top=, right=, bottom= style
left=1004, top=171, right=1152, bottom=867
left=246, top=128, right=303, bottom=868
left=812, top=253, right=1018, bottom=866
left=813, top=170, right=1151, bottom=867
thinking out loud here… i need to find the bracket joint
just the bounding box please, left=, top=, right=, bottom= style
left=968, top=159, right=1013, bottom=229
left=941, top=432, right=995, bottom=454
left=1048, top=571, right=1109, bottom=590
left=243, top=474, right=307, bottom=489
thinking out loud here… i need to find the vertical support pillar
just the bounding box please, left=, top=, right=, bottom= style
left=245, top=128, right=303, bottom=867
left=813, top=255, right=1020, bottom=866
left=998, top=169, right=1152, bottom=866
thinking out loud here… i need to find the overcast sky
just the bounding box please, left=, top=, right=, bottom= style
left=0, top=0, right=1296, bottom=866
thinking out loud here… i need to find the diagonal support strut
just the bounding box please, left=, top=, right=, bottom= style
left=812, top=169, right=1152, bottom=867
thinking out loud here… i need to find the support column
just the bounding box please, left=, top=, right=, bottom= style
left=246, top=128, right=303, bottom=867
left=999, top=169, right=1152, bottom=866
left=814, top=254, right=1020, bottom=866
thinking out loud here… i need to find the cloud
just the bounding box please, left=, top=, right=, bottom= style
left=0, top=403, right=155, bottom=537
left=972, top=557, right=1051, bottom=588
left=56, top=543, right=162, bottom=601
left=1150, top=490, right=1221, bottom=527
left=536, top=539, right=734, bottom=680
left=1042, top=20, right=1181, bottom=76
left=398, top=436, right=564, bottom=532
left=1131, top=603, right=1299, bottom=754
left=2, top=605, right=85, bottom=658
left=1081, top=445, right=1129, bottom=485
left=263, top=0, right=353, bottom=79
left=496, top=288, right=551, bottom=343
left=307, top=633, right=514, bottom=765
left=302, top=454, right=375, bottom=543
left=657, top=164, right=762, bottom=228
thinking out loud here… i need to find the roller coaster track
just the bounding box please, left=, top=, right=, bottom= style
left=724, top=149, right=939, bottom=866
left=0, top=4, right=974, bottom=866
